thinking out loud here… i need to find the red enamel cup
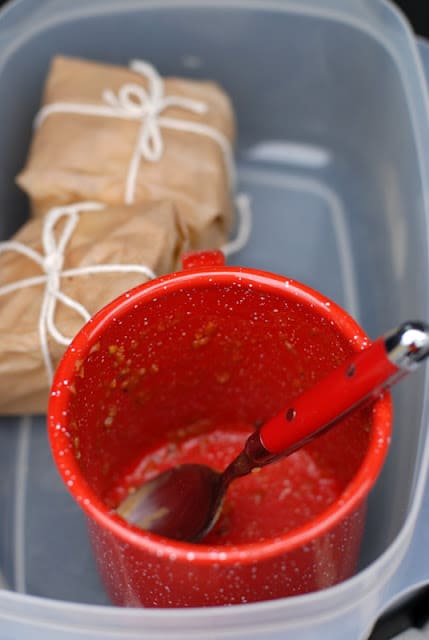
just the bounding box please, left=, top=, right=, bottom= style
left=48, top=251, right=392, bottom=608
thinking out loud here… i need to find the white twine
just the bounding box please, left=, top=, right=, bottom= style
left=35, top=59, right=236, bottom=205
left=0, top=193, right=251, bottom=383
left=222, top=193, right=252, bottom=258
left=0, top=202, right=156, bottom=382
left=0, top=193, right=251, bottom=382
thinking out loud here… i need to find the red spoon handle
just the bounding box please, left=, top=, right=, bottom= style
left=259, top=321, right=429, bottom=456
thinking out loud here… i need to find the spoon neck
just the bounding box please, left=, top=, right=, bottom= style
left=244, top=429, right=277, bottom=465
left=221, top=430, right=275, bottom=489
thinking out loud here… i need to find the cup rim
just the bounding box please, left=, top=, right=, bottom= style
left=48, top=265, right=392, bottom=565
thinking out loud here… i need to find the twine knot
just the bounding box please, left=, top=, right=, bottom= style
left=102, top=60, right=208, bottom=164
left=34, top=58, right=235, bottom=205
left=0, top=202, right=156, bottom=381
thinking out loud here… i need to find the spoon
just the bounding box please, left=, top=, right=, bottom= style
left=117, top=321, right=429, bottom=542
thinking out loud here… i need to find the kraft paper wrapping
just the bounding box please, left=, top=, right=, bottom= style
left=0, top=200, right=189, bottom=414
left=16, top=55, right=236, bottom=251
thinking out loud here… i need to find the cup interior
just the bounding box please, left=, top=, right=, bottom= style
left=49, top=268, right=391, bottom=551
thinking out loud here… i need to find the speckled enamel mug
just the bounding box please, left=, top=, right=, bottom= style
left=48, top=251, right=392, bottom=608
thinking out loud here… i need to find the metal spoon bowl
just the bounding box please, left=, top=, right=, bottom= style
left=118, top=464, right=223, bottom=541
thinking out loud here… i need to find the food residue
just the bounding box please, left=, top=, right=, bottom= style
left=107, top=424, right=341, bottom=545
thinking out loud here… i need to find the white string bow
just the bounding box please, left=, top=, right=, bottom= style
left=0, top=195, right=252, bottom=383
left=35, top=59, right=236, bottom=206
left=0, top=202, right=156, bottom=381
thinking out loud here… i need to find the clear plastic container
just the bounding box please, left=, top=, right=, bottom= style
left=1, top=0, right=429, bottom=638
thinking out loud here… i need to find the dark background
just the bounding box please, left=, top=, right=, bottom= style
left=392, top=1, right=429, bottom=37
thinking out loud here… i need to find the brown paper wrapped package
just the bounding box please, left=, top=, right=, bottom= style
left=0, top=200, right=189, bottom=414
left=16, top=55, right=236, bottom=251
